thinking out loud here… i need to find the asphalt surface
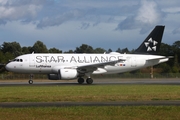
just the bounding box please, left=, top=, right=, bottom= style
left=1, top=78, right=180, bottom=107
left=1, top=78, right=180, bottom=86
left=1, top=101, right=180, bottom=108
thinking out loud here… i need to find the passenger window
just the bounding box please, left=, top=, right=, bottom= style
left=20, top=59, right=23, bottom=62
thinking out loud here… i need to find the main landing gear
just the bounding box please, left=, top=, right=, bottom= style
left=78, top=77, right=93, bottom=84
left=28, top=74, right=33, bottom=84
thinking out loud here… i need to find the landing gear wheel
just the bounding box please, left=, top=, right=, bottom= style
left=28, top=80, right=33, bottom=84
left=86, top=78, right=93, bottom=84
left=29, top=74, right=34, bottom=84
left=78, top=77, right=84, bottom=84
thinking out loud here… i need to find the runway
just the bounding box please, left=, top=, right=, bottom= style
left=1, top=101, right=180, bottom=108
left=1, top=78, right=180, bottom=86
left=1, top=78, right=180, bottom=107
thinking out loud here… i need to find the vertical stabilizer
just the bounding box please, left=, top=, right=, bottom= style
left=135, top=26, right=165, bottom=54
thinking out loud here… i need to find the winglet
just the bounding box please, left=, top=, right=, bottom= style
left=135, top=26, right=165, bottom=54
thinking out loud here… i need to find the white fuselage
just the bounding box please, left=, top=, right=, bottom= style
left=5, top=53, right=169, bottom=75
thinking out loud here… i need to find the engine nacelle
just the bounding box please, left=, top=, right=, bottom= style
left=48, top=69, right=78, bottom=80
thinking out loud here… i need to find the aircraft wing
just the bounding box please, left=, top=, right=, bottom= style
left=76, top=59, right=125, bottom=73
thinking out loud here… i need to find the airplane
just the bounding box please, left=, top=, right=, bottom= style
left=5, top=25, right=171, bottom=84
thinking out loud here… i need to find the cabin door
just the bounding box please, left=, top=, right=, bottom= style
left=29, top=55, right=35, bottom=67
left=131, top=57, right=137, bottom=67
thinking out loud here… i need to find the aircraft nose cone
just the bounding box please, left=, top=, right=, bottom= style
left=5, top=63, right=11, bottom=71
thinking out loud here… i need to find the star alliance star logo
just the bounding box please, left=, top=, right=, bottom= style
left=144, top=38, right=158, bottom=51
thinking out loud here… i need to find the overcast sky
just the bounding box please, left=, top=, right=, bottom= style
left=0, top=0, right=180, bottom=52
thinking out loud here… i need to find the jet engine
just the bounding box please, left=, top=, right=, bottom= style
left=48, top=69, right=78, bottom=80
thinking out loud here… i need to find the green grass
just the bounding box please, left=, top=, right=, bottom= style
left=1, top=85, right=180, bottom=120
left=0, top=106, right=180, bottom=120
left=0, top=85, right=180, bottom=102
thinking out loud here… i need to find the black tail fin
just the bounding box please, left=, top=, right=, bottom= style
left=135, top=25, right=165, bottom=54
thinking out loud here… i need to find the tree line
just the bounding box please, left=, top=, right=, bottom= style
left=0, top=40, right=180, bottom=74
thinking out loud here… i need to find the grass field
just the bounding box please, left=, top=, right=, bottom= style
left=0, top=84, right=180, bottom=120
left=0, top=106, right=180, bottom=120
left=0, top=85, right=180, bottom=102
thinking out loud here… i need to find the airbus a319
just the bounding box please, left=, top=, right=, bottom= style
left=5, top=26, right=171, bottom=84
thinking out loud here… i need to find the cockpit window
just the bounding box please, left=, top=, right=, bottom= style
left=12, top=59, right=23, bottom=62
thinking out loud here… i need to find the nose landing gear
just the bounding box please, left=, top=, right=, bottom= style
left=28, top=74, right=33, bottom=84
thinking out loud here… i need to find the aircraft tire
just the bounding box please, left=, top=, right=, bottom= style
left=28, top=80, right=33, bottom=84
left=86, top=78, right=93, bottom=84
left=78, top=78, right=84, bottom=84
